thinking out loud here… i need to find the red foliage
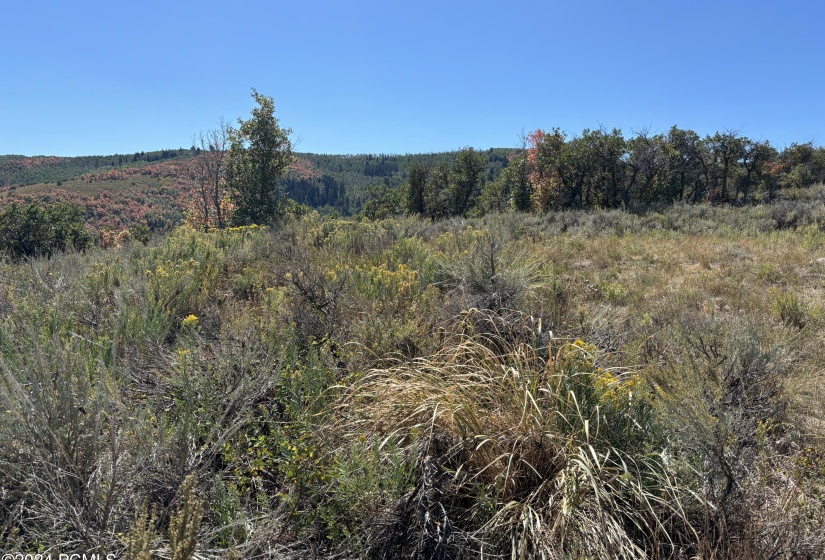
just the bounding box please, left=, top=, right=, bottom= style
left=0, top=166, right=207, bottom=240
left=524, top=129, right=567, bottom=211
left=766, top=161, right=789, bottom=176
left=289, top=157, right=318, bottom=180
left=526, top=129, right=546, bottom=167
left=13, top=157, right=63, bottom=169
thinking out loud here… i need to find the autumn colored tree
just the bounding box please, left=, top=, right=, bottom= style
left=526, top=129, right=548, bottom=209
left=527, top=128, right=568, bottom=210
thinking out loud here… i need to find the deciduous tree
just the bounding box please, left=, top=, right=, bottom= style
left=189, top=118, right=231, bottom=230
left=403, top=162, right=428, bottom=215
left=0, top=202, right=92, bottom=259
left=449, top=147, right=487, bottom=215
left=423, top=162, right=452, bottom=220
left=738, top=139, right=774, bottom=203
left=226, top=90, right=293, bottom=226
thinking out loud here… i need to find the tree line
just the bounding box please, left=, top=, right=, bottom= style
left=282, top=150, right=511, bottom=216
left=377, top=127, right=825, bottom=219
left=520, top=127, right=825, bottom=210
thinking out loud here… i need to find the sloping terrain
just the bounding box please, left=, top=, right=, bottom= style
left=0, top=149, right=512, bottom=232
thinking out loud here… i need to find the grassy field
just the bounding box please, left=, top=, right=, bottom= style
left=1, top=203, right=824, bottom=558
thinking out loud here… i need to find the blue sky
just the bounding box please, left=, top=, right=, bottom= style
left=1, top=0, right=822, bottom=156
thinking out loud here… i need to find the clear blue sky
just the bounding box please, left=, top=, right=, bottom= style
left=1, top=0, right=822, bottom=156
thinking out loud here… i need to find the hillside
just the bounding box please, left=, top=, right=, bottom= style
left=284, top=150, right=511, bottom=213
left=0, top=149, right=513, bottom=232
left=0, top=149, right=193, bottom=187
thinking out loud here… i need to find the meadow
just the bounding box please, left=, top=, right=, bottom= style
left=1, top=197, right=824, bottom=559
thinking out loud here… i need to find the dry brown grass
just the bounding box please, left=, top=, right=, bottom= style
left=334, top=328, right=698, bottom=558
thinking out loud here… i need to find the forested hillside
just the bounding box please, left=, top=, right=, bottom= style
left=283, top=150, right=511, bottom=214
left=0, top=149, right=193, bottom=187
left=0, top=149, right=511, bottom=233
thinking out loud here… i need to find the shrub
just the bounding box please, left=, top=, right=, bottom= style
left=436, top=226, right=548, bottom=311
left=652, top=315, right=824, bottom=557
left=168, top=475, right=204, bottom=560
left=0, top=331, right=129, bottom=548
left=0, top=202, right=92, bottom=259
left=771, top=288, right=808, bottom=328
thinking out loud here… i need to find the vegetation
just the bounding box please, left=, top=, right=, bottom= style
left=2, top=96, right=825, bottom=556
left=226, top=90, right=293, bottom=226
left=0, top=149, right=512, bottom=231
left=0, top=201, right=92, bottom=258
left=188, top=120, right=231, bottom=231
left=393, top=127, right=825, bottom=219
left=0, top=200, right=823, bottom=558
left=0, top=157, right=202, bottom=235
left=283, top=149, right=511, bottom=216
left=3, top=125, right=824, bottom=241
left=0, top=149, right=194, bottom=188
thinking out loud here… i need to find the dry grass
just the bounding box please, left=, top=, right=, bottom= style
left=2, top=209, right=825, bottom=557
left=335, top=328, right=698, bottom=558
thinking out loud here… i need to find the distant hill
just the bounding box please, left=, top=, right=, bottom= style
left=284, top=149, right=512, bottom=214
left=0, top=149, right=513, bottom=232
left=0, top=149, right=193, bottom=187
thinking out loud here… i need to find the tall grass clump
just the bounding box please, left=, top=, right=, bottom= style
left=335, top=327, right=697, bottom=558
